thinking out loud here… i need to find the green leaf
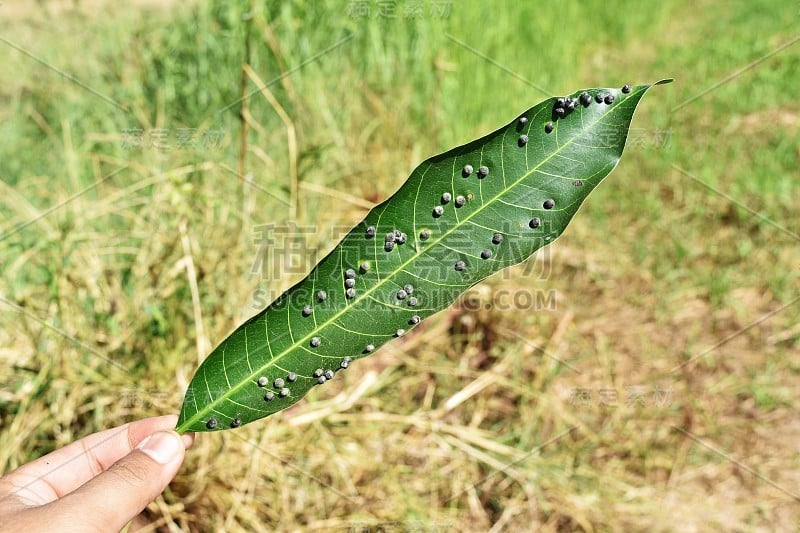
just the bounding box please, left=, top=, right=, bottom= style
left=176, top=80, right=672, bottom=433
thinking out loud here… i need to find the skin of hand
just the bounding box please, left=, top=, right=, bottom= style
left=0, top=415, right=194, bottom=533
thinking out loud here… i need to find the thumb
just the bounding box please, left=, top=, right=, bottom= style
left=53, top=430, right=186, bottom=532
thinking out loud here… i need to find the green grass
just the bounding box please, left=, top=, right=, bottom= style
left=1, top=0, right=799, bottom=530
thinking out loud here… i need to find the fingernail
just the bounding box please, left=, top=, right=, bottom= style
left=136, top=431, right=183, bottom=465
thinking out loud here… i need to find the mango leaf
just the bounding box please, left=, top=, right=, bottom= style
left=176, top=80, right=672, bottom=433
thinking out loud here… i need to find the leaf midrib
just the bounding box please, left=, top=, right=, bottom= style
left=177, top=86, right=644, bottom=432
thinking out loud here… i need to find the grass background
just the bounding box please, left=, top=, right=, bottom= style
left=1, top=0, right=798, bottom=530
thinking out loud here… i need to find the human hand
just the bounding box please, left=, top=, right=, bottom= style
left=0, top=415, right=194, bottom=533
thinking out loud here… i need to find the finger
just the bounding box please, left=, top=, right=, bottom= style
left=1, top=415, right=193, bottom=507
left=49, top=430, right=187, bottom=532
left=1, top=415, right=180, bottom=506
